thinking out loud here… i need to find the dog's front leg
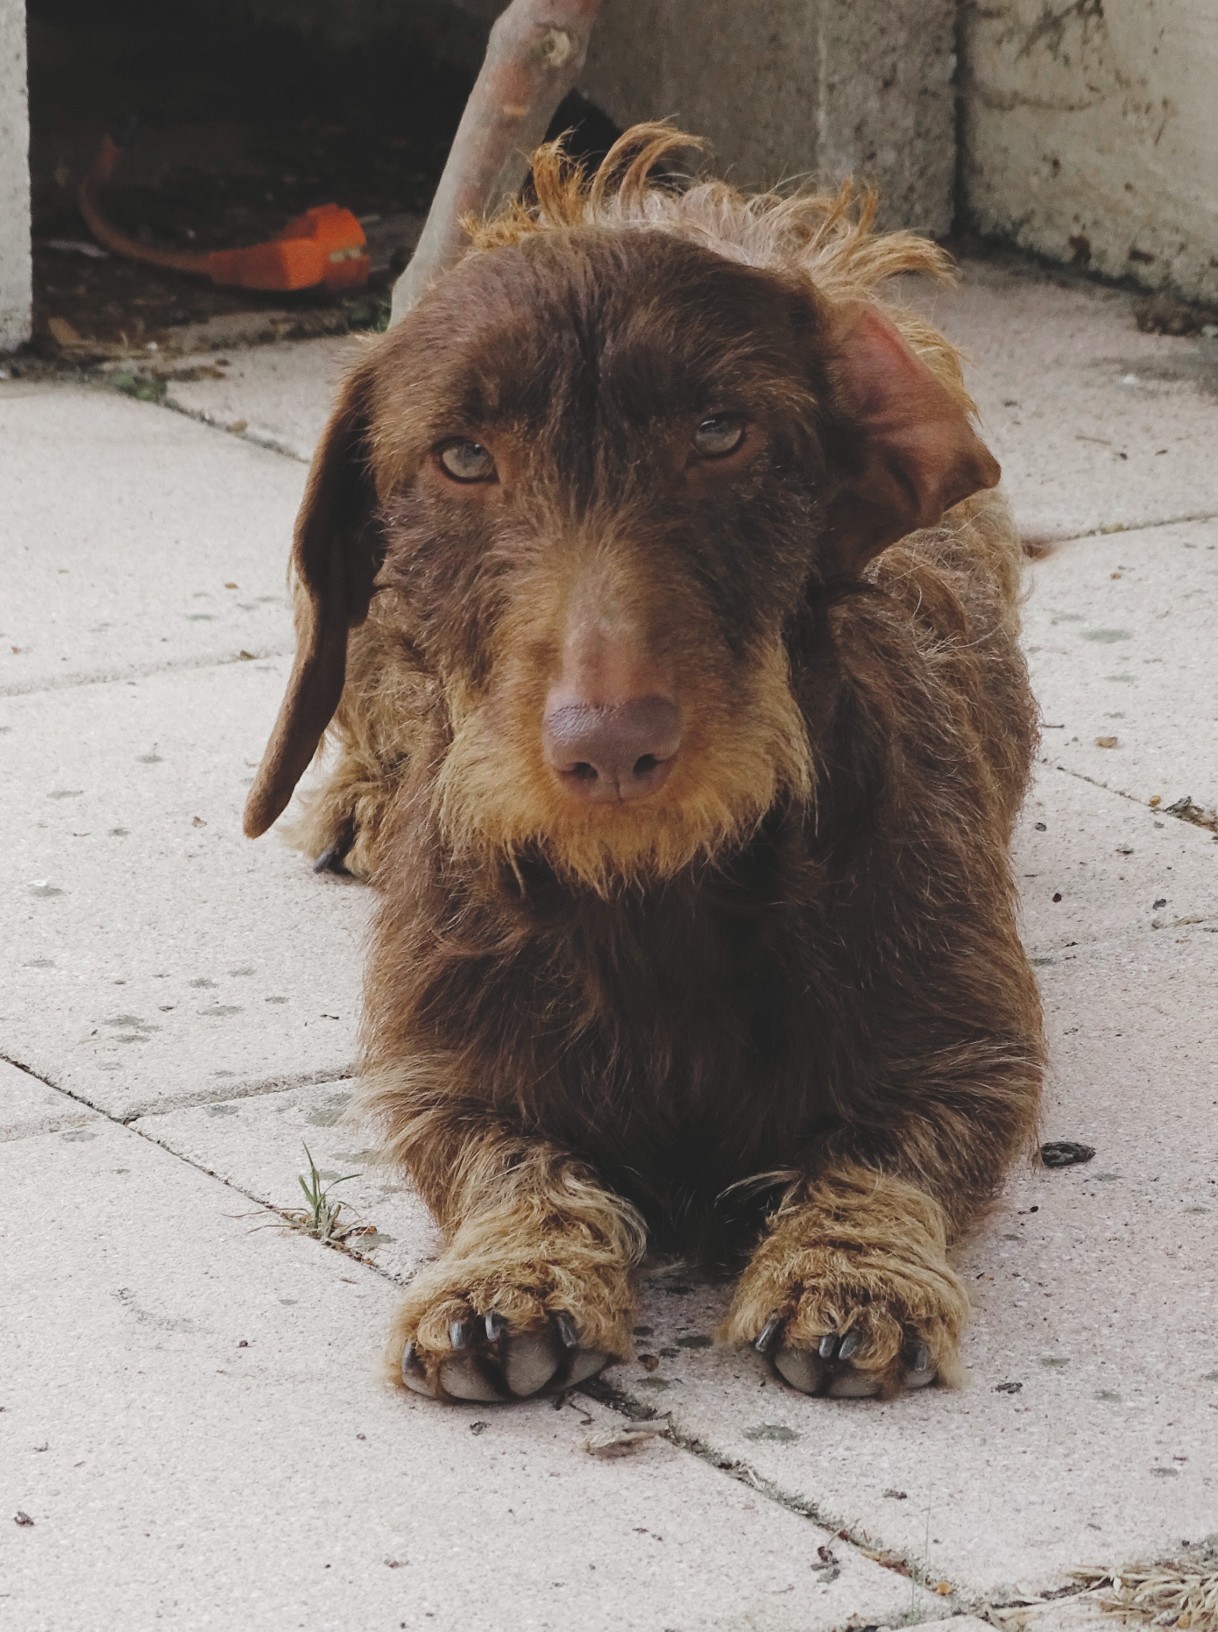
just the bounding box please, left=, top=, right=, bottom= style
left=383, top=1108, right=645, bottom=1403
left=722, top=1164, right=971, bottom=1400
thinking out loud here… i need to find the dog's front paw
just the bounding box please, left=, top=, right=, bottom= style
left=747, top=1296, right=952, bottom=1399
left=387, top=1260, right=634, bottom=1404
left=724, top=1219, right=968, bottom=1400
left=399, top=1305, right=610, bottom=1403
left=287, top=767, right=391, bottom=881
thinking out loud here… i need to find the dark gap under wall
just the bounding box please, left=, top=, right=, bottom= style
left=25, top=0, right=617, bottom=354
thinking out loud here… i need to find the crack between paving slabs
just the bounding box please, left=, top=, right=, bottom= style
left=1041, top=757, right=1218, bottom=842
left=1022, top=762, right=1218, bottom=947
left=0, top=1050, right=354, bottom=1128
left=70, top=365, right=315, bottom=466
left=18, top=362, right=315, bottom=467
left=0, top=644, right=295, bottom=701
left=3, top=1046, right=977, bottom=1608
left=1028, top=508, right=1218, bottom=551
left=153, top=390, right=311, bottom=464
left=582, top=1370, right=995, bottom=1614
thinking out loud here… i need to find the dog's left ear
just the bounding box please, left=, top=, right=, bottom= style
left=821, top=301, right=1000, bottom=573
left=243, top=364, right=384, bottom=839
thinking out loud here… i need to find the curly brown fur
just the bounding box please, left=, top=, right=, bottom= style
left=246, top=126, right=1044, bottom=1401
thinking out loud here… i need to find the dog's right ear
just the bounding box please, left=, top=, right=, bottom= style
left=243, top=365, right=384, bottom=838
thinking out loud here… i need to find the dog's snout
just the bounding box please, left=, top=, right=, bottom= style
left=543, top=696, right=682, bottom=802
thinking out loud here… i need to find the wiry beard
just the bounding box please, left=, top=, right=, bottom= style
left=432, top=638, right=813, bottom=898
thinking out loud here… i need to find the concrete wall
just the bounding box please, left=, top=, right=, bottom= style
left=0, top=0, right=31, bottom=350
left=963, top=0, right=1218, bottom=306
left=452, top=0, right=957, bottom=234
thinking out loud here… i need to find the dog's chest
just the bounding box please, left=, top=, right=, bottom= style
left=540, top=886, right=828, bottom=1152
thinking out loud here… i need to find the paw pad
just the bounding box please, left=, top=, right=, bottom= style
left=754, top=1314, right=937, bottom=1399
left=401, top=1308, right=610, bottom=1403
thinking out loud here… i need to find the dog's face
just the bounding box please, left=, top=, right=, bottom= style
left=246, top=227, right=998, bottom=889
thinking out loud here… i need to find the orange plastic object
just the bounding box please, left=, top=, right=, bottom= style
left=79, top=135, right=371, bottom=294
left=204, top=206, right=370, bottom=293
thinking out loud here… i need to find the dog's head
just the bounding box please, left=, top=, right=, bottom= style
left=245, top=148, right=998, bottom=891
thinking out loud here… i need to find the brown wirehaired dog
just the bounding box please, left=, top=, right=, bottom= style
left=245, top=127, right=1043, bottom=1404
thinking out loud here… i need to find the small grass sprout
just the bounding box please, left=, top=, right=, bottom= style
left=288, top=1143, right=362, bottom=1243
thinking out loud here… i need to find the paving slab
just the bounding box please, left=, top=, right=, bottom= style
left=162, top=335, right=357, bottom=462
left=1023, top=522, right=1218, bottom=813
left=595, top=929, right=1218, bottom=1600
left=913, top=259, right=1218, bottom=542
left=0, top=383, right=305, bottom=694
left=135, top=1079, right=439, bottom=1286
left=0, top=1058, right=99, bottom=1142
left=0, top=1119, right=928, bottom=1632
left=0, top=657, right=368, bottom=1118
left=1016, top=760, right=1218, bottom=953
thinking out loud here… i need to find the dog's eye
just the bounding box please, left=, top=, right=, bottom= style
left=691, top=415, right=747, bottom=459
left=437, top=440, right=497, bottom=483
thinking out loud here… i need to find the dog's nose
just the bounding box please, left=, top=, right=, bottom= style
left=543, top=696, right=682, bottom=802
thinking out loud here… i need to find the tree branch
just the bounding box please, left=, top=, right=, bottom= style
left=389, top=0, right=604, bottom=325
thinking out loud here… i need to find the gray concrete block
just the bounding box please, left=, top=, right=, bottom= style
left=442, top=0, right=956, bottom=230
left=0, top=0, right=30, bottom=352
left=1023, top=522, right=1218, bottom=813
left=604, top=928, right=1218, bottom=1598
left=581, top=0, right=957, bottom=232
left=0, top=384, right=306, bottom=695
left=2, top=1119, right=930, bottom=1632
left=962, top=0, right=1218, bottom=306
left=0, top=656, right=369, bottom=1118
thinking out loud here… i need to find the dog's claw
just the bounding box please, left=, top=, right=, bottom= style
left=904, top=1343, right=936, bottom=1390
left=553, top=1311, right=580, bottom=1350
left=754, top=1313, right=783, bottom=1354
left=449, top=1317, right=477, bottom=1351
left=761, top=1324, right=935, bottom=1399
left=402, top=1305, right=611, bottom=1405
left=312, top=819, right=355, bottom=875
left=401, top=1341, right=436, bottom=1397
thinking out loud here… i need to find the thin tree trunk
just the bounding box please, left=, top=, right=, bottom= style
left=389, top=0, right=604, bottom=325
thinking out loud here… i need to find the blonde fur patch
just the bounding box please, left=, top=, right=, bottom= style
left=434, top=633, right=812, bottom=896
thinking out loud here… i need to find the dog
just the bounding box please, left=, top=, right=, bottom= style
left=244, top=126, right=1044, bottom=1404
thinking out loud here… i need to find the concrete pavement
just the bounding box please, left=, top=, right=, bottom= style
left=3, top=256, right=1217, bottom=1631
